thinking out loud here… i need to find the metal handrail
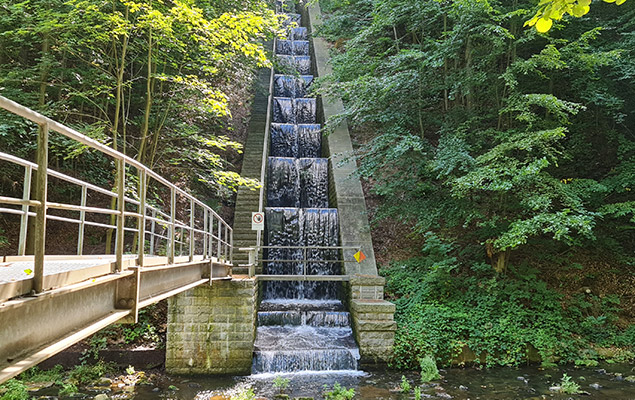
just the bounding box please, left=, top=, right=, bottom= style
left=255, top=40, right=277, bottom=251
left=238, top=245, right=360, bottom=277
left=0, top=95, right=233, bottom=292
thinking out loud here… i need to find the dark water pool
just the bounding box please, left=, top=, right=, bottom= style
left=126, top=363, right=635, bottom=400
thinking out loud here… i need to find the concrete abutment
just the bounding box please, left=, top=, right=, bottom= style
left=165, top=278, right=257, bottom=374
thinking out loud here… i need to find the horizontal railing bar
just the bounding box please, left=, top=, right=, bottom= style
left=0, top=207, right=29, bottom=216
left=45, top=215, right=140, bottom=234
left=256, top=275, right=351, bottom=281
left=0, top=196, right=41, bottom=207
left=46, top=202, right=119, bottom=215
left=240, top=246, right=360, bottom=250
left=1, top=152, right=130, bottom=202
left=258, top=259, right=358, bottom=263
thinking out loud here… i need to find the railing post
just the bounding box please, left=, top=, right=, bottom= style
left=115, top=158, right=125, bottom=272
left=229, top=228, right=233, bottom=265
left=224, top=225, right=228, bottom=262
left=209, top=215, right=214, bottom=260
left=168, top=187, right=176, bottom=264
left=179, top=226, right=183, bottom=256
left=33, top=122, right=48, bottom=293
left=189, top=198, right=194, bottom=262
left=303, top=246, right=307, bottom=278
left=18, top=165, right=32, bottom=256
left=217, top=219, right=222, bottom=261
left=149, top=208, right=156, bottom=256
left=248, top=248, right=255, bottom=278
left=203, top=209, right=208, bottom=258
left=138, top=170, right=147, bottom=266
left=77, top=185, right=87, bottom=255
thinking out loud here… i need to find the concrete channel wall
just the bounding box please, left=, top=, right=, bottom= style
left=304, top=2, right=396, bottom=364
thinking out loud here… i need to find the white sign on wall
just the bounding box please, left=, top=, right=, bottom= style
left=251, top=212, right=264, bottom=231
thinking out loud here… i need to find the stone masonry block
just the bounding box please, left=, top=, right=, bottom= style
left=357, top=320, right=397, bottom=331
left=351, top=299, right=396, bottom=314
left=354, top=312, right=394, bottom=321
left=349, top=274, right=386, bottom=286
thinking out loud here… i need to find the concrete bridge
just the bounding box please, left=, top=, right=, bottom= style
left=0, top=2, right=395, bottom=383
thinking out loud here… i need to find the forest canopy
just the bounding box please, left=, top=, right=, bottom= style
left=0, top=0, right=281, bottom=195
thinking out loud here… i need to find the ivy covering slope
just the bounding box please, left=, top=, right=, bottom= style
left=317, top=0, right=634, bottom=367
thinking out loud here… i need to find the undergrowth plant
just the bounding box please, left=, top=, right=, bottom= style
left=399, top=375, right=411, bottom=393
left=323, top=383, right=355, bottom=400
left=559, top=374, right=581, bottom=394
left=384, top=245, right=632, bottom=368
left=272, top=375, right=290, bottom=394
left=419, top=356, right=440, bottom=382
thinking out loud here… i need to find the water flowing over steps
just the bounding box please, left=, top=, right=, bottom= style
left=252, top=301, right=359, bottom=374
left=248, top=1, right=361, bottom=375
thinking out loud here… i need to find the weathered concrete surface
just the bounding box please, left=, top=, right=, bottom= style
left=232, top=64, right=271, bottom=274
left=165, top=277, right=257, bottom=374
left=306, top=3, right=378, bottom=277
left=305, top=3, right=395, bottom=363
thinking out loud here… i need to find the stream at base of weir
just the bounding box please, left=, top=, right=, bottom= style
left=122, top=364, right=634, bottom=400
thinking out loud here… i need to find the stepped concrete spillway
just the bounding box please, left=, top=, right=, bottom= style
left=165, top=1, right=395, bottom=375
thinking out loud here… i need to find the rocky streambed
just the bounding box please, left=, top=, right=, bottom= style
left=11, top=362, right=635, bottom=400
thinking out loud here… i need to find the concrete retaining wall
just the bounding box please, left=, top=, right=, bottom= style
left=305, top=3, right=378, bottom=278
left=165, top=278, right=257, bottom=374
left=305, top=3, right=396, bottom=363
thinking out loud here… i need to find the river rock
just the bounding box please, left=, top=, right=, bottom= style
left=589, top=383, right=602, bottom=390
left=517, top=376, right=528, bottom=384
left=595, top=369, right=606, bottom=375
left=458, top=385, right=468, bottom=391
left=625, top=375, right=635, bottom=383
left=548, top=385, right=561, bottom=392
left=96, top=378, right=112, bottom=387
left=94, top=394, right=109, bottom=400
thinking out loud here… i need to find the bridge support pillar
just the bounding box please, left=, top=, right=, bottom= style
left=165, top=277, right=257, bottom=374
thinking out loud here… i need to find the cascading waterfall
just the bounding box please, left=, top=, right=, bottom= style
left=251, top=1, right=360, bottom=375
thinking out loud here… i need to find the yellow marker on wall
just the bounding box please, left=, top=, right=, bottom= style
left=354, top=250, right=366, bottom=263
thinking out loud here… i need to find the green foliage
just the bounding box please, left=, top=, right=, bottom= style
left=413, top=386, right=422, bottom=400
left=319, top=0, right=634, bottom=365
left=323, top=383, right=355, bottom=400
left=0, top=380, right=29, bottom=400
left=272, top=375, right=290, bottom=393
left=526, top=0, right=629, bottom=33
left=559, top=373, right=581, bottom=394
left=384, top=250, right=632, bottom=368
left=0, top=0, right=281, bottom=207
left=399, top=375, right=411, bottom=393
left=419, top=356, right=440, bottom=382
left=318, top=0, right=635, bottom=274
left=58, top=382, right=78, bottom=397
left=68, top=361, right=115, bottom=386
left=231, top=388, right=255, bottom=400
left=18, top=365, right=64, bottom=383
